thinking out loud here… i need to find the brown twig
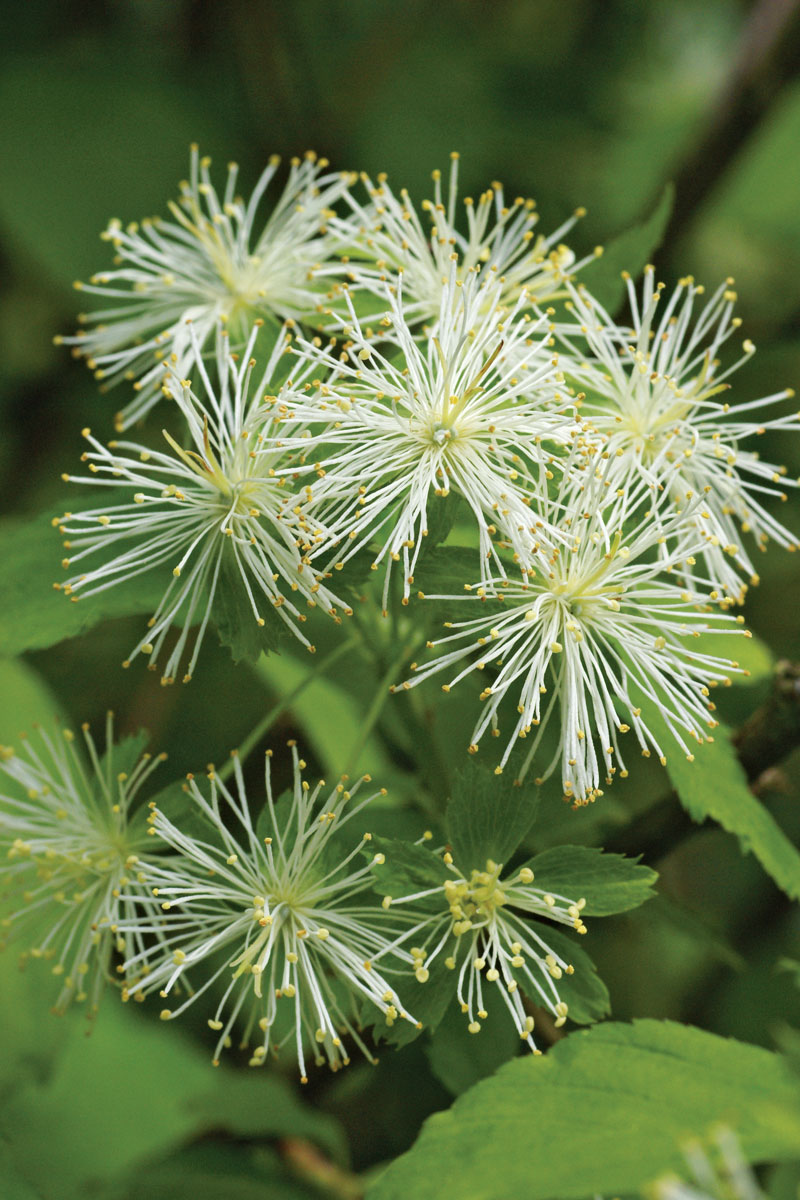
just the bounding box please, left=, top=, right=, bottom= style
left=657, top=0, right=800, bottom=253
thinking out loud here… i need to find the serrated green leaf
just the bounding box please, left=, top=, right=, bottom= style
left=644, top=703, right=800, bottom=901
left=412, top=545, right=485, bottom=599
left=367, top=1020, right=800, bottom=1200
left=369, top=836, right=450, bottom=901
left=447, top=763, right=540, bottom=872
left=419, top=492, right=466, bottom=553
left=520, top=845, right=657, bottom=916
left=539, top=926, right=610, bottom=1025
left=0, top=504, right=167, bottom=658
left=212, top=550, right=286, bottom=664
left=365, top=962, right=454, bottom=1050
left=580, top=183, right=674, bottom=314
left=425, top=995, right=519, bottom=1096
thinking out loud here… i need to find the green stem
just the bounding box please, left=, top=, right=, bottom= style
left=218, top=637, right=359, bottom=782
left=341, top=632, right=422, bottom=778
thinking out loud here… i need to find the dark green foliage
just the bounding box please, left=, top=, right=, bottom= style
left=368, top=1021, right=800, bottom=1200
left=446, top=760, right=541, bottom=871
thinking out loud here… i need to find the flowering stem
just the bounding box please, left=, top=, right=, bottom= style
left=279, top=1137, right=365, bottom=1200
left=218, top=636, right=360, bottom=781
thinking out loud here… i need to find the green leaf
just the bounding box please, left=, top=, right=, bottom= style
left=367, top=1020, right=800, bottom=1200
left=425, top=996, right=519, bottom=1096
left=366, top=962, right=454, bottom=1050
left=697, top=628, right=774, bottom=683
left=446, top=763, right=540, bottom=872
left=539, top=926, right=610, bottom=1025
left=580, top=183, right=674, bottom=314
left=255, top=648, right=403, bottom=784
left=419, top=492, right=465, bottom=553
left=145, top=778, right=209, bottom=843
left=0, top=504, right=166, bottom=658
left=0, top=1139, right=43, bottom=1200
left=647, top=706, right=800, bottom=901
left=369, top=836, right=450, bottom=901
left=2, top=1002, right=345, bottom=1200
left=520, top=846, right=658, bottom=916
left=413, top=545, right=485, bottom=598
left=777, top=958, right=800, bottom=992
left=212, top=550, right=286, bottom=664
left=0, top=659, right=63, bottom=743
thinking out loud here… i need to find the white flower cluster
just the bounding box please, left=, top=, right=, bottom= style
left=0, top=714, right=165, bottom=1014
left=649, top=1127, right=764, bottom=1200
left=56, top=147, right=799, bottom=805
left=115, top=744, right=594, bottom=1073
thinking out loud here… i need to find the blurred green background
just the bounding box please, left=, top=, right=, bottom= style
left=1, top=2, right=800, bottom=1197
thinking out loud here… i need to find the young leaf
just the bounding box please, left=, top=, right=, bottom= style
left=519, top=845, right=658, bottom=916
left=446, top=762, right=540, bottom=872
left=367, top=1020, right=800, bottom=1200
left=578, top=183, right=674, bottom=315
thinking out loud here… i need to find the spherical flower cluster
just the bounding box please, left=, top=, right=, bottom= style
left=403, top=466, right=749, bottom=803
left=381, top=851, right=587, bottom=1051
left=0, top=714, right=164, bottom=1014
left=55, top=147, right=799, bottom=797
left=320, top=152, right=599, bottom=326
left=121, top=744, right=420, bottom=1078
left=56, top=322, right=350, bottom=684
left=59, top=147, right=354, bottom=429
left=558, top=267, right=799, bottom=602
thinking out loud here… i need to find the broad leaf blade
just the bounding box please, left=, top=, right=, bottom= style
left=521, top=845, right=657, bottom=916
left=539, top=926, right=610, bottom=1025
left=425, top=996, right=519, bottom=1096
left=447, top=763, right=540, bottom=871
left=367, top=1020, right=800, bottom=1200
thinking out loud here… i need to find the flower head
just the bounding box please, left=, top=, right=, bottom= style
left=561, top=268, right=800, bottom=601
left=123, top=744, right=417, bottom=1079
left=649, top=1127, right=763, bottom=1200
left=384, top=851, right=586, bottom=1050
left=405, top=468, right=747, bottom=803
left=58, top=147, right=354, bottom=428
left=288, top=267, right=578, bottom=608
left=0, top=713, right=164, bottom=1014
left=57, top=322, right=349, bottom=684
left=324, top=153, right=595, bottom=326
